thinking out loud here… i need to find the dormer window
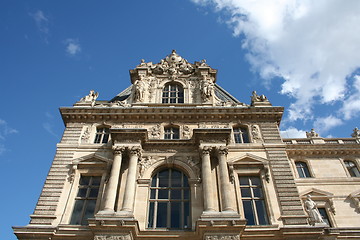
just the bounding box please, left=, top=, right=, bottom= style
left=94, top=128, right=110, bottom=144
left=164, top=126, right=180, bottom=140
left=162, top=83, right=184, bottom=104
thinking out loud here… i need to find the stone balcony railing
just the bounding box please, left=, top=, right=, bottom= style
left=283, top=138, right=360, bottom=145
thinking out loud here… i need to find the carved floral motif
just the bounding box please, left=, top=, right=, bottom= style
left=94, top=235, right=131, bottom=240
left=205, top=235, right=240, bottom=240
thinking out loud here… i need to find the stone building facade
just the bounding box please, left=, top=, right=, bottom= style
left=14, top=51, right=360, bottom=239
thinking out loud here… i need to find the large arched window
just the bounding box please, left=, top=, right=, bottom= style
left=344, top=160, right=360, bottom=177
left=147, top=168, right=190, bottom=230
left=162, top=83, right=184, bottom=104
left=233, top=126, right=250, bottom=143
left=295, top=161, right=311, bottom=178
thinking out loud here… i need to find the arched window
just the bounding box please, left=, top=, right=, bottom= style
left=164, top=126, right=180, bottom=140
left=162, top=83, right=184, bottom=104
left=94, top=127, right=110, bottom=144
left=344, top=160, right=360, bottom=177
left=233, top=127, right=249, bottom=143
left=147, top=168, right=190, bottom=229
left=295, top=162, right=311, bottom=178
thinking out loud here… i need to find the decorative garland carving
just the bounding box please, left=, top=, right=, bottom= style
left=94, top=235, right=131, bottom=240
left=205, top=235, right=240, bottom=240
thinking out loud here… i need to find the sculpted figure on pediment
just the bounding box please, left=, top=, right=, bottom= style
left=351, top=127, right=360, bottom=138
left=304, top=195, right=325, bottom=226
left=251, top=91, right=268, bottom=104
left=306, top=128, right=320, bottom=138
left=201, top=75, right=214, bottom=101
left=80, top=90, right=99, bottom=107
left=133, top=77, right=146, bottom=102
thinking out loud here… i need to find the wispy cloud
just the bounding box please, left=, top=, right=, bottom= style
left=314, top=115, right=343, bottom=135
left=29, top=10, right=50, bottom=43
left=0, top=119, right=18, bottom=155
left=43, top=112, right=58, bottom=138
left=191, top=0, right=360, bottom=131
left=64, top=38, right=81, bottom=56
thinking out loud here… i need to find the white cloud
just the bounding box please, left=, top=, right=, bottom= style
left=191, top=0, right=360, bottom=123
left=0, top=118, right=18, bottom=155
left=65, top=38, right=81, bottom=56
left=341, top=75, right=360, bottom=120
left=29, top=10, right=50, bottom=42
left=313, top=115, right=343, bottom=135
left=280, top=127, right=306, bottom=138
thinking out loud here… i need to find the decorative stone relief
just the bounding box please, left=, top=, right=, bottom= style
left=94, top=235, right=131, bottom=240
left=306, top=128, right=320, bottom=138
left=204, top=235, right=240, bottom=240
left=80, top=90, right=99, bottom=107
left=139, top=156, right=156, bottom=178
left=182, top=125, right=191, bottom=139
left=133, top=76, right=147, bottom=102
left=81, top=126, right=91, bottom=143
left=150, top=124, right=161, bottom=139
left=201, top=75, right=215, bottom=102
left=351, top=127, right=360, bottom=138
left=67, top=165, right=77, bottom=183
left=251, top=125, right=263, bottom=143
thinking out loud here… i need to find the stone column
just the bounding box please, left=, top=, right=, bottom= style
left=121, top=146, right=141, bottom=212
left=217, top=146, right=234, bottom=212
left=101, top=147, right=124, bottom=213
left=201, top=146, right=216, bottom=212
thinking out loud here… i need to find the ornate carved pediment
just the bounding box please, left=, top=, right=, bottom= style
left=229, top=153, right=268, bottom=165
left=72, top=153, right=112, bottom=166
left=348, top=189, right=360, bottom=213
left=300, top=188, right=335, bottom=214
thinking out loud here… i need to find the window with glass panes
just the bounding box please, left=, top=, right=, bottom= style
left=94, top=128, right=110, bottom=144
left=318, top=208, right=331, bottom=226
left=344, top=160, right=360, bottom=177
left=148, top=168, right=190, bottom=229
left=164, top=126, right=180, bottom=140
left=70, top=176, right=101, bottom=225
left=162, top=84, right=184, bottom=104
left=233, top=127, right=249, bottom=143
left=239, top=176, right=269, bottom=225
left=295, top=162, right=311, bottom=178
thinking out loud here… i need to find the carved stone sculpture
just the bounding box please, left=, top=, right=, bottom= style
left=94, top=235, right=131, bottom=240
left=306, top=128, right=320, bottom=138
left=133, top=78, right=146, bottom=102
left=304, top=195, right=325, bottom=225
left=81, top=126, right=91, bottom=143
left=201, top=76, right=214, bottom=102
left=150, top=124, right=161, bottom=139
left=251, top=90, right=268, bottom=103
left=80, top=90, right=99, bottom=107
left=205, top=235, right=240, bottom=240
left=182, top=125, right=191, bottom=139
left=351, top=127, right=360, bottom=138
left=251, top=125, right=262, bottom=143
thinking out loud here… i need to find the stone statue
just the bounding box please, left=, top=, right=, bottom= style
left=306, top=128, right=319, bottom=138
left=201, top=76, right=214, bottom=101
left=80, top=90, right=99, bottom=107
left=351, top=127, right=360, bottom=138
left=251, top=91, right=268, bottom=102
left=251, top=125, right=262, bottom=143
left=150, top=124, right=161, bottom=139
left=133, top=78, right=146, bottom=102
left=304, top=195, right=325, bottom=225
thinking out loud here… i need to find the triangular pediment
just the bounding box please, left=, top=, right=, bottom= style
left=73, top=153, right=112, bottom=165
left=299, top=188, right=334, bottom=199
left=229, top=153, right=268, bottom=165
left=349, top=189, right=360, bottom=198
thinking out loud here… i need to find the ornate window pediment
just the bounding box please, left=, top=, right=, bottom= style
left=300, top=188, right=335, bottom=215
left=348, top=189, right=360, bottom=213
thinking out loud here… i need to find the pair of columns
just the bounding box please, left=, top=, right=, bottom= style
left=101, top=146, right=141, bottom=214
left=201, top=146, right=234, bottom=212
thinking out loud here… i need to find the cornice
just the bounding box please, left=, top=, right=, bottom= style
left=59, top=106, right=284, bottom=124
left=285, top=142, right=360, bottom=156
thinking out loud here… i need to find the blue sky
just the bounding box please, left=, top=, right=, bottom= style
left=1, top=1, right=360, bottom=239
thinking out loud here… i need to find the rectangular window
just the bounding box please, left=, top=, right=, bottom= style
left=318, top=208, right=331, bottom=227
left=70, top=176, right=101, bottom=225
left=94, top=128, right=110, bottom=144
left=239, top=176, right=269, bottom=225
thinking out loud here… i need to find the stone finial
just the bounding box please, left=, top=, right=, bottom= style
left=306, top=128, right=320, bottom=138
left=351, top=127, right=360, bottom=138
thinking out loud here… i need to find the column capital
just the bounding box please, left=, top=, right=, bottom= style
left=216, top=146, right=228, bottom=156
left=129, top=146, right=142, bottom=158
left=112, top=146, right=125, bottom=155
left=200, top=146, right=212, bottom=155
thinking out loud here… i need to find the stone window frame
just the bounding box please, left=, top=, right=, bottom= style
left=290, top=158, right=316, bottom=179
left=61, top=154, right=111, bottom=225
left=229, top=154, right=276, bottom=226
left=232, top=124, right=251, bottom=144
left=164, top=125, right=180, bottom=140
left=159, top=80, right=187, bottom=104
left=93, top=124, right=112, bottom=144
left=295, top=161, right=312, bottom=178
left=300, top=189, right=336, bottom=227
left=138, top=157, right=200, bottom=231
left=340, top=158, right=360, bottom=177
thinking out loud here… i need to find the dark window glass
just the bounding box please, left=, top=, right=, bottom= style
left=234, top=127, right=250, bottom=143
left=70, top=176, right=101, bottom=225
left=162, top=84, right=184, bottom=104
left=164, top=126, right=180, bottom=140
left=147, top=168, right=190, bottom=230
left=94, top=128, right=110, bottom=144
left=344, top=161, right=360, bottom=177
left=239, top=176, right=269, bottom=225
left=295, top=162, right=311, bottom=178
left=318, top=208, right=331, bottom=226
